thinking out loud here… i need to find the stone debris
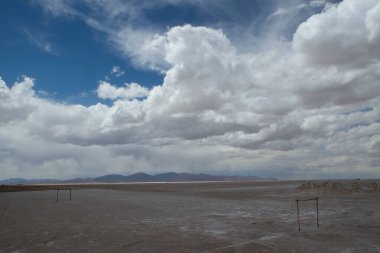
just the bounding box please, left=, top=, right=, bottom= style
left=297, top=180, right=379, bottom=194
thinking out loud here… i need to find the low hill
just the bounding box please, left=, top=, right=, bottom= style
left=0, top=172, right=276, bottom=184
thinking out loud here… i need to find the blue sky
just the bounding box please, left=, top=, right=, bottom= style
left=0, top=0, right=162, bottom=104
left=0, top=0, right=330, bottom=103
left=0, top=0, right=379, bottom=180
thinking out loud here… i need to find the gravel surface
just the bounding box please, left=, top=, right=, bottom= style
left=1, top=180, right=379, bottom=252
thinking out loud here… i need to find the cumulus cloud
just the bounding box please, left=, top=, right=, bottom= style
left=293, top=0, right=380, bottom=67
left=97, top=81, right=150, bottom=100
left=2, top=0, right=380, bottom=179
left=0, top=77, right=37, bottom=124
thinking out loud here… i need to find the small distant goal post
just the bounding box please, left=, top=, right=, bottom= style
left=56, top=187, right=72, bottom=201
left=295, top=197, right=320, bottom=231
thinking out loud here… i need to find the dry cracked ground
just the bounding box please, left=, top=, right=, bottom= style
left=1, top=180, right=380, bottom=253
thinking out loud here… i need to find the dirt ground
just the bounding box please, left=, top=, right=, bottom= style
left=1, top=180, right=379, bottom=253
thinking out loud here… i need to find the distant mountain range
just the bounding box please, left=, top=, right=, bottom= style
left=0, top=172, right=276, bottom=185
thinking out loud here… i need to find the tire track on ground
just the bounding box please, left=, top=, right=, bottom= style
left=0, top=206, right=8, bottom=219
left=0, top=197, right=11, bottom=220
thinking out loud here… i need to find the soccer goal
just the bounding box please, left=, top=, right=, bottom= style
left=295, top=197, right=320, bottom=231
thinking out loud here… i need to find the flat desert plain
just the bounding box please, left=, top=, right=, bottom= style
left=1, top=180, right=380, bottom=253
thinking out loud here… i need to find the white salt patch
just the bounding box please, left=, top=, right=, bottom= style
left=204, top=229, right=226, bottom=235
left=46, top=241, right=54, bottom=247
left=259, top=234, right=281, bottom=241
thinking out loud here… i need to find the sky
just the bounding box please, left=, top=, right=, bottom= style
left=0, top=0, right=379, bottom=180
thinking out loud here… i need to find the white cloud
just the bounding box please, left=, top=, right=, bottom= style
left=293, top=0, right=380, bottom=67
left=97, top=81, right=150, bottom=100
left=112, top=27, right=170, bottom=72
left=2, top=0, right=380, bottom=179
left=310, top=0, right=328, bottom=8
left=110, top=66, right=125, bottom=77
left=0, top=77, right=37, bottom=124
left=32, top=0, right=76, bottom=17
left=24, top=29, right=60, bottom=55
left=365, top=2, right=380, bottom=42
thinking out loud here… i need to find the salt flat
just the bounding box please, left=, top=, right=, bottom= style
left=1, top=180, right=379, bottom=252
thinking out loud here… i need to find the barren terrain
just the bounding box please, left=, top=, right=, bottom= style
left=1, top=180, right=379, bottom=252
